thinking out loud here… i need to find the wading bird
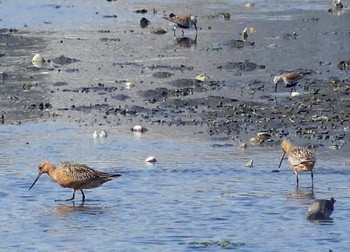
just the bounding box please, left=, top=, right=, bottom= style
left=29, top=161, right=121, bottom=202
left=278, top=139, right=316, bottom=187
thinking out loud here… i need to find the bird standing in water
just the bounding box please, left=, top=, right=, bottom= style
left=29, top=161, right=121, bottom=202
left=163, top=13, right=197, bottom=36
left=278, top=139, right=316, bottom=187
left=307, top=198, right=336, bottom=220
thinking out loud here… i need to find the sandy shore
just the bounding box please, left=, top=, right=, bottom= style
left=1, top=0, right=349, bottom=149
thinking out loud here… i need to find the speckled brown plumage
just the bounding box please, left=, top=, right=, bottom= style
left=279, top=139, right=316, bottom=187
left=29, top=161, right=121, bottom=201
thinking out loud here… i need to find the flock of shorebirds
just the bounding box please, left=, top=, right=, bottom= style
left=28, top=12, right=336, bottom=221
left=28, top=138, right=335, bottom=221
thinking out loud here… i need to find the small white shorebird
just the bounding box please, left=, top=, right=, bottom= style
left=273, top=72, right=304, bottom=92
left=307, top=197, right=336, bottom=220
left=163, top=13, right=197, bottom=36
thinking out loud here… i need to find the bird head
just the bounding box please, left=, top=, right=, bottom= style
left=28, top=161, right=52, bottom=190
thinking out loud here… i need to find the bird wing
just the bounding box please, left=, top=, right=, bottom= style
left=289, top=147, right=315, bottom=166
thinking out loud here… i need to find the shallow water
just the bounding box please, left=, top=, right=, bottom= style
left=1, top=0, right=350, bottom=250
left=0, top=121, right=350, bottom=251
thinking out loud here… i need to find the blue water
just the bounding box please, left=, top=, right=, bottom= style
left=0, top=121, right=349, bottom=251
left=0, top=0, right=333, bottom=31
left=1, top=0, right=350, bottom=250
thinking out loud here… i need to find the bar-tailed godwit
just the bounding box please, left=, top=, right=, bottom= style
left=307, top=197, right=336, bottom=220
left=278, top=139, right=316, bottom=187
left=163, top=13, right=197, bottom=36
left=273, top=72, right=303, bottom=92
left=29, top=161, right=121, bottom=202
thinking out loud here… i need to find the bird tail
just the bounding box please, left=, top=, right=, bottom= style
left=111, top=174, right=122, bottom=178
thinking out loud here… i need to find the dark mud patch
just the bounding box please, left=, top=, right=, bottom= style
left=0, top=30, right=50, bottom=123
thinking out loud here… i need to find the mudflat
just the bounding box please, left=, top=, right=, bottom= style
left=1, top=1, right=349, bottom=149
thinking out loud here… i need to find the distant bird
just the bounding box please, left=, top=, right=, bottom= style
left=278, top=139, right=316, bottom=187
left=307, top=198, right=336, bottom=220
left=29, top=161, right=121, bottom=202
left=163, top=13, right=197, bottom=36
left=273, top=72, right=303, bottom=92
left=242, top=27, right=248, bottom=41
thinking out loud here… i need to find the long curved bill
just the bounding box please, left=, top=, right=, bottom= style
left=278, top=152, right=286, bottom=168
left=29, top=172, right=42, bottom=190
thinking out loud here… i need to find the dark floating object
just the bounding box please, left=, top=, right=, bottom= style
left=307, top=198, right=336, bottom=220
left=140, top=17, right=151, bottom=28
left=52, top=55, right=80, bottom=65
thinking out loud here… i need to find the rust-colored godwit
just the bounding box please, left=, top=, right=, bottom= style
left=273, top=72, right=303, bottom=92
left=163, top=13, right=197, bottom=36
left=307, top=197, right=336, bottom=220
left=278, top=139, right=316, bottom=187
left=29, top=161, right=121, bottom=201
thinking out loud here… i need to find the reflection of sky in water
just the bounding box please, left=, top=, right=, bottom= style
left=0, top=122, right=350, bottom=250
left=0, top=0, right=333, bottom=30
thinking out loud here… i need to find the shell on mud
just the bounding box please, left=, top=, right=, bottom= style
left=125, top=82, right=135, bottom=89
left=32, top=53, right=44, bottom=67
left=195, top=73, right=209, bottom=82
left=290, top=91, right=300, bottom=97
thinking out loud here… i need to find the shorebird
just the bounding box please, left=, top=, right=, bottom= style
left=273, top=72, right=303, bottom=92
left=307, top=197, right=336, bottom=220
left=278, top=139, right=316, bottom=187
left=163, top=13, right=197, bottom=36
left=29, top=161, right=121, bottom=201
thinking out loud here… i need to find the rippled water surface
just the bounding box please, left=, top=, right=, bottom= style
left=0, top=121, right=350, bottom=251
left=1, top=0, right=350, bottom=250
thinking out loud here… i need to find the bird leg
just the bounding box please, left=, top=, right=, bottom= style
left=296, top=172, right=299, bottom=187
left=65, top=190, right=76, bottom=201
left=311, top=171, right=314, bottom=187
left=182, top=30, right=184, bottom=37
left=80, top=190, right=85, bottom=202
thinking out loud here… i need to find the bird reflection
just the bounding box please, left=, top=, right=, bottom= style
left=286, top=187, right=315, bottom=200
left=176, top=35, right=197, bottom=48
left=53, top=202, right=105, bottom=216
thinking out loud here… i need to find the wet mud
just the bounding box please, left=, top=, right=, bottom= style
left=0, top=2, right=349, bottom=150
